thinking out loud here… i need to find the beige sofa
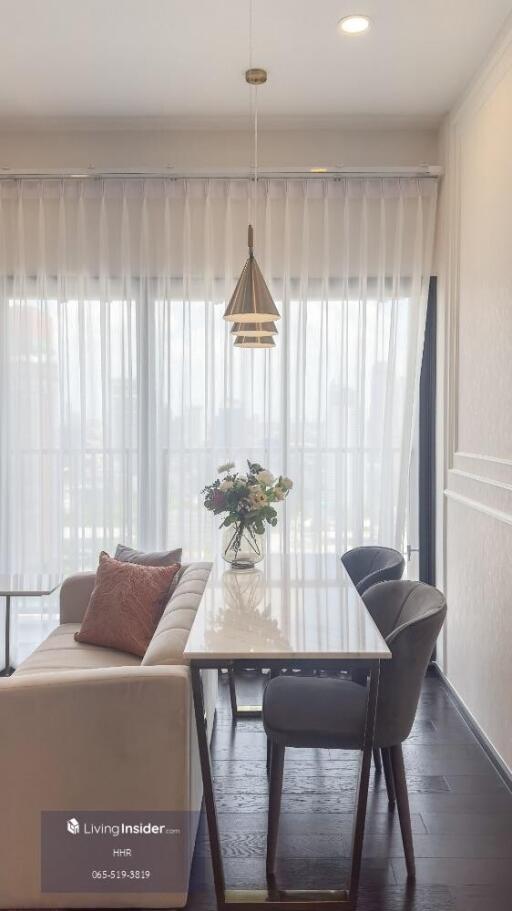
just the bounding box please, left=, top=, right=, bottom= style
left=0, top=562, right=217, bottom=909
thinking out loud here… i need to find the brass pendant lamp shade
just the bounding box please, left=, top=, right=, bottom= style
left=223, top=225, right=280, bottom=324
left=234, top=334, right=276, bottom=349
left=230, top=320, right=277, bottom=337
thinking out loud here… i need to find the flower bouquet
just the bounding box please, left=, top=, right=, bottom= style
left=202, top=460, right=293, bottom=569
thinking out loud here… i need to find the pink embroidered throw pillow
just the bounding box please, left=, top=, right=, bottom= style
left=75, top=552, right=180, bottom=657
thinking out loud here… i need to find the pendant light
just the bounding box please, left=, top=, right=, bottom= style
left=225, top=222, right=280, bottom=327
left=230, top=320, right=277, bottom=337
left=234, top=335, right=276, bottom=349
left=224, top=1, right=280, bottom=343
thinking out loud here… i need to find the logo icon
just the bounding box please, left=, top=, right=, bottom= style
left=67, top=817, right=80, bottom=835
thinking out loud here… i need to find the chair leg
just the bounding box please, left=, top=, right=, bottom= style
left=381, top=747, right=396, bottom=808
left=266, top=743, right=285, bottom=878
left=266, top=668, right=279, bottom=776
left=373, top=748, right=382, bottom=773
left=390, top=744, right=415, bottom=879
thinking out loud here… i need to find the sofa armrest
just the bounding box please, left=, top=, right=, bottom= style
left=0, top=665, right=195, bottom=907
left=143, top=562, right=212, bottom=666
left=59, top=571, right=96, bottom=623
left=0, top=666, right=191, bottom=805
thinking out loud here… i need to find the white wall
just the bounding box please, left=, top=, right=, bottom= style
left=436, top=17, right=512, bottom=771
left=0, top=124, right=438, bottom=173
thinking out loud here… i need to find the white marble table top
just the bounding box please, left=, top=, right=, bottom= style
left=0, top=574, right=62, bottom=596
left=185, top=553, right=391, bottom=662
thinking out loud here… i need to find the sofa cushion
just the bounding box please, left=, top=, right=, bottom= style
left=13, top=624, right=141, bottom=676
left=75, top=552, right=181, bottom=657
left=142, top=562, right=212, bottom=666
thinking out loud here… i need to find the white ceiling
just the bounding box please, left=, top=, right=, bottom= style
left=0, top=0, right=510, bottom=127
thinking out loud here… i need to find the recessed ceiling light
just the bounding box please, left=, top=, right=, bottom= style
left=338, top=14, right=371, bottom=35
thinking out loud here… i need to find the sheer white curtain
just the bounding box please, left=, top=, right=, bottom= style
left=0, top=177, right=437, bottom=574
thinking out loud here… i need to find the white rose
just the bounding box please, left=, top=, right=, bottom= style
left=280, top=476, right=293, bottom=490
left=219, top=480, right=234, bottom=492
left=256, top=469, right=274, bottom=485
left=249, top=489, right=267, bottom=508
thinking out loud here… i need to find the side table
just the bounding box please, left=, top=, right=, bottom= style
left=0, top=575, right=62, bottom=675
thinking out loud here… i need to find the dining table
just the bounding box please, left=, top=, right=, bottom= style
left=184, top=552, right=391, bottom=911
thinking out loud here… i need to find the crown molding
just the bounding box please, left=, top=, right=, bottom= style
left=449, top=10, right=512, bottom=126
left=0, top=112, right=442, bottom=134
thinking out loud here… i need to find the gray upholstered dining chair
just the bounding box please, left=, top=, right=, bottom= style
left=341, top=544, right=406, bottom=777
left=263, top=580, right=446, bottom=881
left=341, top=545, right=405, bottom=596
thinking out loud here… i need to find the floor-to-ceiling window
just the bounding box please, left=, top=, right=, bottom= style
left=0, top=176, right=437, bottom=660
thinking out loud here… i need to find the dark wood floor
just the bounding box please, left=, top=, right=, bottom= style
left=186, top=669, right=512, bottom=911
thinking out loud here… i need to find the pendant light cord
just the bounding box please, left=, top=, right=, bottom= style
left=253, top=81, right=258, bottom=246
left=249, top=0, right=258, bottom=251
left=249, top=0, right=253, bottom=69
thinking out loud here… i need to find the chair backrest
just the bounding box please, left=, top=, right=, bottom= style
left=341, top=545, right=405, bottom=596
left=363, top=580, right=447, bottom=747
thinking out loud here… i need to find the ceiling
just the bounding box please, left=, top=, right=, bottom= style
left=0, top=0, right=510, bottom=128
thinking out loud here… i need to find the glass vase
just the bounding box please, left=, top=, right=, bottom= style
left=222, top=521, right=265, bottom=570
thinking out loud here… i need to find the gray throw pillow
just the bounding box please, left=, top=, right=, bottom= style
left=115, top=544, right=182, bottom=567
left=114, top=544, right=183, bottom=602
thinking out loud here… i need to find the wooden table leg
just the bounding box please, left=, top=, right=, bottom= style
left=228, top=662, right=264, bottom=719
left=348, top=660, right=381, bottom=906
left=191, top=664, right=226, bottom=909
left=228, top=664, right=238, bottom=718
